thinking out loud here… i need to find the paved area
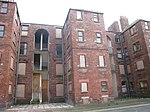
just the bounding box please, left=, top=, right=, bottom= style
left=85, top=103, right=150, bottom=112
left=5, top=103, right=73, bottom=112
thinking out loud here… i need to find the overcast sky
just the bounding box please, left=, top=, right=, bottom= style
left=15, top=0, right=150, bottom=29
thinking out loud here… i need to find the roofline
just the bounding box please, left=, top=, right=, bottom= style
left=63, top=8, right=104, bottom=29
left=21, top=23, right=63, bottom=28
left=70, top=8, right=103, bottom=15
left=121, top=19, right=148, bottom=33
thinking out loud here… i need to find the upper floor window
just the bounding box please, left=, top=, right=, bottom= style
left=133, top=41, right=141, bottom=52
left=21, top=25, right=29, bottom=36
left=35, top=29, right=49, bottom=50
left=99, top=56, right=105, bottom=67
left=0, top=52, right=2, bottom=63
left=124, top=47, right=129, bottom=57
left=78, top=31, right=84, bottom=42
left=117, top=48, right=122, bottom=59
left=0, top=3, right=8, bottom=14
left=93, top=13, right=99, bottom=22
left=77, top=11, right=82, bottom=20
left=119, top=65, right=125, bottom=74
left=0, top=25, right=5, bottom=37
left=79, top=55, right=86, bottom=68
left=115, top=35, right=120, bottom=43
left=20, top=43, right=27, bottom=55
left=55, top=44, right=62, bottom=58
left=101, top=81, right=108, bottom=91
left=56, top=28, right=62, bottom=38
left=136, top=60, right=144, bottom=70
left=130, top=25, right=137, bottom=35
left=96, top=32, right=102, bottom=43
left=145, top=22, right=149, bottom=29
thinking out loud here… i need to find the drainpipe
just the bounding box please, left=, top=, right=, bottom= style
left=120, top=34, right=131, bottom=97
left=14, top=24, right=22, bottom=104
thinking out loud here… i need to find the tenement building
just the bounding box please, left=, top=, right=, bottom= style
left=0, top=0, right=150, bottom=108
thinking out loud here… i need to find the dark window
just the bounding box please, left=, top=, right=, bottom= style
left=115, top=35, right=120, bottom=43
left=0, top=25, right=4, bottom=37
left=78, top=31, right=84, bottom=42
left=124, top=47, right=129, bottom=57
left=20, top=43, right=27, bottom=55
left=0, top=3, right=8, bottom=13
left=96, top=32, right=102, bottom=43
left=56, top=44, right=62, bottom=57
left=101, top=82, right=108, bottom=91
left=133, top=42, right=141, bottom=52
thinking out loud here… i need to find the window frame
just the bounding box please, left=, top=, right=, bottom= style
left=78, top=31, right=84, bottom=42
left=133, top=41, right=141, bottom=52
left=0, top=3, right=8, bottom=14
left=81, top=82, right=88, bottom=93
left=20, top=42, right=27, bottom=55
left=93, top=13, right=99, bottom=22
left=55, top=44, right=62, bottom=58
left=117, top=48, right=123, bottom=59
left=96, top=32, right=102, bottom=44
left=79, top=55, right=86, bottom=68
left=21, top=25, right=29, bottom=36
left=99, top=56, right=105, bottom=67
left=101, top=81, right=108, bottom=92
left=0, top=25, right=5, bottom=38
left=77, top=10, right=82, bottom=20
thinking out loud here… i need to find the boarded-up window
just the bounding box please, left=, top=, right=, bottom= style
left=10, top=56, right=14, bottom=69
left=136, top=60, right=144, bottom=70
left=69, top=84, right=72, bottom=92
left=68, top=59, right=71, bottom=70
left=127, top=65, right=131, bottom=73
left=16, top=84, right=25, bottom=97
left=56, top=64, right=63, bottom=75
left=56, top=29, right=62, bottom=38
left=8, top=85, right=12, bottom=94
left=80, top=55, right=86, bottom=67
left=81, top=82, right=88, bottom=92
left=18, top=63, right=26, bottom=75
left=99, top=56, right=105, bottom=67
left=56, top=84, right=64, bottom=96
left=119, top=65, right=125, bottom=74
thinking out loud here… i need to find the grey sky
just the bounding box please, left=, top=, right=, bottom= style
left=15, top=0, right=150, bottom=29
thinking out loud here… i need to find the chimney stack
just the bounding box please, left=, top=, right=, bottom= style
left=120, top=16, right=129, bottom=31
left=108, top=21, right=120, bottom=32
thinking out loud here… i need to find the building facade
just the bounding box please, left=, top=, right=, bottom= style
left=0, top=0, right=150, bottom=108
left=0, top=0, right=20, bottom=108
left=107, top=18, right=150, bottom=97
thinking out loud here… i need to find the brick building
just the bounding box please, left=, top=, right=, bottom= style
left=63, top=9, right=113, bottom=104
left=107, top=17, right=150, bottom=97
left=17, top=23, right=64, bottom=104
left=0, top=0, right=150, bottom=108
left=0, top=0, right=20, bottom=108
